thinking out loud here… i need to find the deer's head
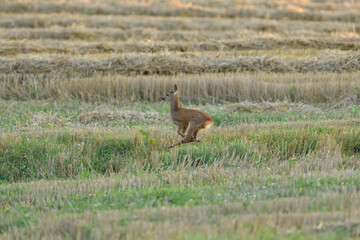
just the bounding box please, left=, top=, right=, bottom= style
left=162, top=84, right=177, bottom=101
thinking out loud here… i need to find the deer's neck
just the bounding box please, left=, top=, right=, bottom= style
left=170, top=93, right=180, bottom=114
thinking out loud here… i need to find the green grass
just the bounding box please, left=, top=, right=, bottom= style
left=2, top=173, right=359, bottom=233
left=1, top=100, right=360, bottom=131
left=5, top=100, right=360, bottom=182
left=182, top=230, right=350, bottom=240
left=2, top=123, right=360, bottom=182
left=1, top=101, right=360, bottom=238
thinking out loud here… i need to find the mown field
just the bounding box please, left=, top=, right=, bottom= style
left=1, top=0, right=360, bottom=239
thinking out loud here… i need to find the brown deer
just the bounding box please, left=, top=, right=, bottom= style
left=162, top=84, right=213, bottom=148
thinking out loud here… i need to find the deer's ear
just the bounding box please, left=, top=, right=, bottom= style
left=173, top=84, right=177, bottom=92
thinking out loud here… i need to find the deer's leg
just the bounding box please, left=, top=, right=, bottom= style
left=182, top=124, right=197, bottom=143
left=166, top=122, right=185, bottom=148
left=166, top=140, right=183, bottom=148
left=176, top=122, right=188, bottom=138
left=166, top=124, right=196, bottom=148
left=192, top=129, right=200, bottom=142
left=173, top=120, right=185, bottom=138
left=181, top=123, right=188, bottom=135
left=177, top=125, right=185, bottom=137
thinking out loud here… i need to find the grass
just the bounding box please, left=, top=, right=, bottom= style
left=2, top=0, right=360, bottom=238
left=0, top=14, right=359, bottom=33
left=1, top=99, right=360, bottom=181
left=1, top=101, right=360, bottom=239
left=3, top=122, right=360, bottom=182
left=1, top=72, right=359, bottom=103
left=2, top=0, right=360, bottom=22
left=2, top=166, right=360, bottom=238
left=3, top=40, right=360, bottom=56
left=2, top=52, right=360, bottom=75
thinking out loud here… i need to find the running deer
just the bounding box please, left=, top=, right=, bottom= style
left=162, top=84, right=213, bottom=148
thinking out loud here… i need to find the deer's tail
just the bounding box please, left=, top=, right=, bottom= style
left=203, top=119, right=214, bottom=129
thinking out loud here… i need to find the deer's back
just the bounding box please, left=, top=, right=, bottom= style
left=173, top=108, right=212, bottom=125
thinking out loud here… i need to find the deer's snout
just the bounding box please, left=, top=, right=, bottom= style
left=161, top=97, right=165, bottom=101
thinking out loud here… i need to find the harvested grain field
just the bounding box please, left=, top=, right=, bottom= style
left=1, top=0, right=360, bottom=239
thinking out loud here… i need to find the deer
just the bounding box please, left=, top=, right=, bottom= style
left=162, top=84, right=213, bottom=148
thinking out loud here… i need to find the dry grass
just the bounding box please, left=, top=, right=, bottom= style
left=2, top=119, right=360, bottom=181
left=1, top=38, right=360, bottom=56
left=1, top=26, right=358, bottom=42
left=1, top=0, right=360, bottom=104
left=2, top=148, right=360, bottom=239
left=1, top=72, right=359, bottom=103
left=4, top=203, right=360, bottom=240
left=1, top=52, right=360, bottom=75
left=2, top=124, right=360, bottom=238
left=1, top=14, right=360, bottom=35
left=2, top=0, right=360, bottom=22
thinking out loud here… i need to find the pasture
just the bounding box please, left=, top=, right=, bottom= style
left=1, top=0, right=360, bottom=239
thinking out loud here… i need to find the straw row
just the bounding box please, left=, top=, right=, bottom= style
left=1, top=53, right=360, bottom=74
left=1, top=14, right=359, bottom=34
left=1, top=37, right=359, bottom=56
left=2, top=2, right=360, bottom=22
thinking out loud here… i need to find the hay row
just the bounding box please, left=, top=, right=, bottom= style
left=1, top=53, right=360, bottom=74
left=2, top=26, right=343, bottom=41
left=1, top=2, right=360, bottom=22
left=0, top=14, right=277, bottom=31
left=1, top=28, right=266, bottom=41
left=1, top=14, right=359, bottom=34
left=1, top=38, right=359, bottom=56
left=1, top=72, right=358, bottom=103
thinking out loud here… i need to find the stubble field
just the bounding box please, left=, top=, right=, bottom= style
left=1, top=0, right=360, bottom=239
